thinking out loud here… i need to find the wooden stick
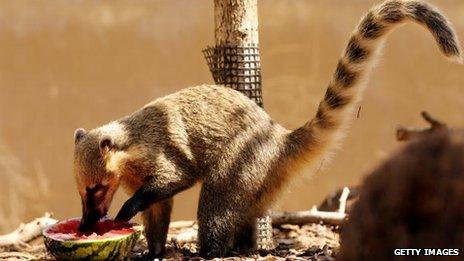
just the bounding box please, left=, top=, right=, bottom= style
left=0, top=212, right=57, bottom=247
left=271, top=209, right=346, bottom=226
left=396, top=111, right=447, bottom=141
left=337, top=187, right=350, bottom=214
left=169, top=220, right=196, bottom=229
left=271, top=187, right=351, bottom=226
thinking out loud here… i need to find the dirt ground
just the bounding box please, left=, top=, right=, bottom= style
left=0, top=222, right=339, bottom=260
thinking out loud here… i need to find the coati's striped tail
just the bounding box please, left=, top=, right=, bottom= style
left=288, top=0, right=462, bottom=163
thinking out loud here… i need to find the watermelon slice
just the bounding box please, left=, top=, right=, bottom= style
left=43, top=218, right=141, bottom=260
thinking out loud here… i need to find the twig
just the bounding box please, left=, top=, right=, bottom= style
left=396, top=111, right=447, bottom=141
left=271, top=209, right=346, bottom=226
left=169, top=220, right=195, bottom=229
left=271, top=187, right=351, bottom=226
left=0, top=212, right=57, bottom=247
left=337, top=187, right=350, bottom=214
left=318, top=186, right=359, bottom=212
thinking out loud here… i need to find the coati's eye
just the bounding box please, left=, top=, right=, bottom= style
left=86, top=184, right=109, bottom=198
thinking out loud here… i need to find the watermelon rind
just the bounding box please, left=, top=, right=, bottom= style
left=43, top=218, right=141, bottom=260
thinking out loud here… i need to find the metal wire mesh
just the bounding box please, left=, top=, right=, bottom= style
left=203, top=44, right=263, bottom=107
left=256, top=214, right=275, bottom=251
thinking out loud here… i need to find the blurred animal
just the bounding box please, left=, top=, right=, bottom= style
left=319, top=111, right=446, bottom=213
left=338, top=129, right=464, bottom=261
left=73, top=0, right=462, bottom=258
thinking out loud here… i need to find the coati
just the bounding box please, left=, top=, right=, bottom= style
left=338, top=129, right=464, bottom=261
left=73, top=0, right=462, bottom=258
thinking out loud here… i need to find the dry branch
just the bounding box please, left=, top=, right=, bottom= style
left=396, top=111, right=447, bottom=141
left=169, top=220, right=195, bottom=229
left=0, top=212, right=57, bottom=248
left=337, top=187, right=350, bottom=214
left=168, top=220, right=198, bottom=243
left=271, top=209, right=346, bottom=226
left=318, top=186, right=359, bottom=212
left=271, top=187, right=351, bottom=226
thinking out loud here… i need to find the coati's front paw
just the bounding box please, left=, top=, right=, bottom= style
left=115, top=198, right=140, bottom=222
left=147, top=248, right=166, bottom=260
left=145, top=241, right=167, bottom=259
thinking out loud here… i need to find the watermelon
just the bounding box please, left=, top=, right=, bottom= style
left=43, top=218, right=141, bottom=260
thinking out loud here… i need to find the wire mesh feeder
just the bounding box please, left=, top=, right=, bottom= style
left=203, top=44, right=263, bottom=107
left=256, top=214, right=276, bottom=251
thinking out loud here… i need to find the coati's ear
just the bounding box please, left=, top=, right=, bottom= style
left=74, top=128, right=86, bottom=144
left=99, top=136, right=114, bottom=153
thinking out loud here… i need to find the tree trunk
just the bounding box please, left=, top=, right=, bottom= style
left=214, top=0, right=259, bottom=46
left=203, top=0, right=263, bottom=107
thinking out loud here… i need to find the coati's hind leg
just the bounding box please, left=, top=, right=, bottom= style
left=197, top=185, right=236, bottom=258
left=142, top=197, right=173, bottom=258
left=231, top=221, right=256, bottom=254
left=197, top=182, right=260, bottom=258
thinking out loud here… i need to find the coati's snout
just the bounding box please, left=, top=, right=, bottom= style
left=73, top=128, right=121, bottom=231
left=79, top=183, right=111, bottom=231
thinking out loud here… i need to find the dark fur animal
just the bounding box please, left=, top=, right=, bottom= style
left=338, top=129, right=464, bottom=260
left=73, top=0, right=462, bottom=258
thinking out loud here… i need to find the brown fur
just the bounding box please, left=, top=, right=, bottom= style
left=338, top=130, right=464, bottom=260
left=73, top=0, right=462, bottom=258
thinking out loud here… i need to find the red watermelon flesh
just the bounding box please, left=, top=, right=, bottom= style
left=46, top=219, right=134, bottom=241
